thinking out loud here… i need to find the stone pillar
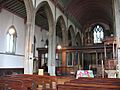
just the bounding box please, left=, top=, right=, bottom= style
left=114, top=0, right=120, bottom=78
left=51, top=24, right=56, bottom=76
left=24, top=16, right=35, bottom=74
left=48, top=24, right=56, bottom=76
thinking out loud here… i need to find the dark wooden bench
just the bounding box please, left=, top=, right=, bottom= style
left=0, top=79, right=23, bottom=90
left=81, top=78, right=120, bottom=85
left=68, top=78, right=120, bottom=85
left=14, top=74, right=57, bottom=90
left=57, top=84, right=116, bottom=90
left=64, top=82, right=120, bottom=89
left=1, top=74, right=57, bottom=90
left=57, top=78, right=120, bottom=90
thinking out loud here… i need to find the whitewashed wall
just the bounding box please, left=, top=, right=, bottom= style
left=34, top=25, right=48, bottom=57
left=0, top=9, right=49, bottom=67
left=0, top=9, right=25, bottom=68
left=0, top=0, right=82, bottom=69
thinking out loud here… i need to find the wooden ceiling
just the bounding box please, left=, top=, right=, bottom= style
left=0, top=0, right=26, bottom=18
left=57, top=0, right=113, bottom=28
left=67, top=0, right=113, bottom=26
left=0, top=0, right=114, bottom=32
left=0, top=0, right=49, bottom=30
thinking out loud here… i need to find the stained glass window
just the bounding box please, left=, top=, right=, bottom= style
left=93, top=25, right=104, bottom=43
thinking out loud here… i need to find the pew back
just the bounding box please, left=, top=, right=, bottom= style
left=1, top=74, right=57, bottom=90
left=58, top=78, right=120, bottom=90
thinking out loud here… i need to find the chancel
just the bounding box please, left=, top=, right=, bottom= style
left=0, top=0, right=120, bottom=90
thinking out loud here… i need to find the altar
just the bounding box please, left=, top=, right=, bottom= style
left=76, top=70, right=94, bottom=79
left=105, top=70, right=118, bottom=78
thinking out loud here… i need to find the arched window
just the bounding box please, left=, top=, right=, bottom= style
left=93, top=25, right=104, bottom=43
left=6, top=25, right=17, bottom=53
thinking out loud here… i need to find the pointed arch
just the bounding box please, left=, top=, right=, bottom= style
left=68, top=25, right=75, bottom=46
left=35, top=1, right=54, bottom=35
left=56, top=15, right=67, bottom=46
left=75, top=32, right=81, bottom=46
left=23, top=0, right=34, bottom=23
left=35, top=1, right=56, bottom=75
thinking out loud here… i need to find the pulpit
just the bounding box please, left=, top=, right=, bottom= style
left=103, top=36, right=118, bottom=78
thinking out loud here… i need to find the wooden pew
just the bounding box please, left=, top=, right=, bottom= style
left=1, top=75, right=43, bottom=90
left=57, top=76, right=75, bottom=84
left=76, top=78, right=120, bottom=85
left=57, top=78, right=120, bottom=90
left=58, top=84, right=115, bottom=90
left=1, top=74, right=57, bottom=90
left=0, top=79, right=23, bottom=90
left=0, top=81, right=8, bottom=90
left=58, top=83, right=120, bottom=90
left=68, top=79, right=120, bottom=85
left=64, top=82, right=120, bottom=89
left=15, top=74, right=57, bottom=90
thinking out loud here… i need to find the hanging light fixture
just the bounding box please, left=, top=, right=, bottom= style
left=9, top=27, right=15, bottom=34
left=57, top=44, right=62, bottom=50
left=9, top=14, right=15, bottom=35
left=41, top=28, right=44, bottom=42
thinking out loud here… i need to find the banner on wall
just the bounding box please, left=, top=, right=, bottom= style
left=76, top=70, right=94, bottom=79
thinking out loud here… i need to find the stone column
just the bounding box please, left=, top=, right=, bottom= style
left=48, top=24, right=56, bottom=76
left=24, top=16, right=35, bottom=74
left=51, top=24, right=56, bottom=76
left=113, top=0, right=120, bottom=78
